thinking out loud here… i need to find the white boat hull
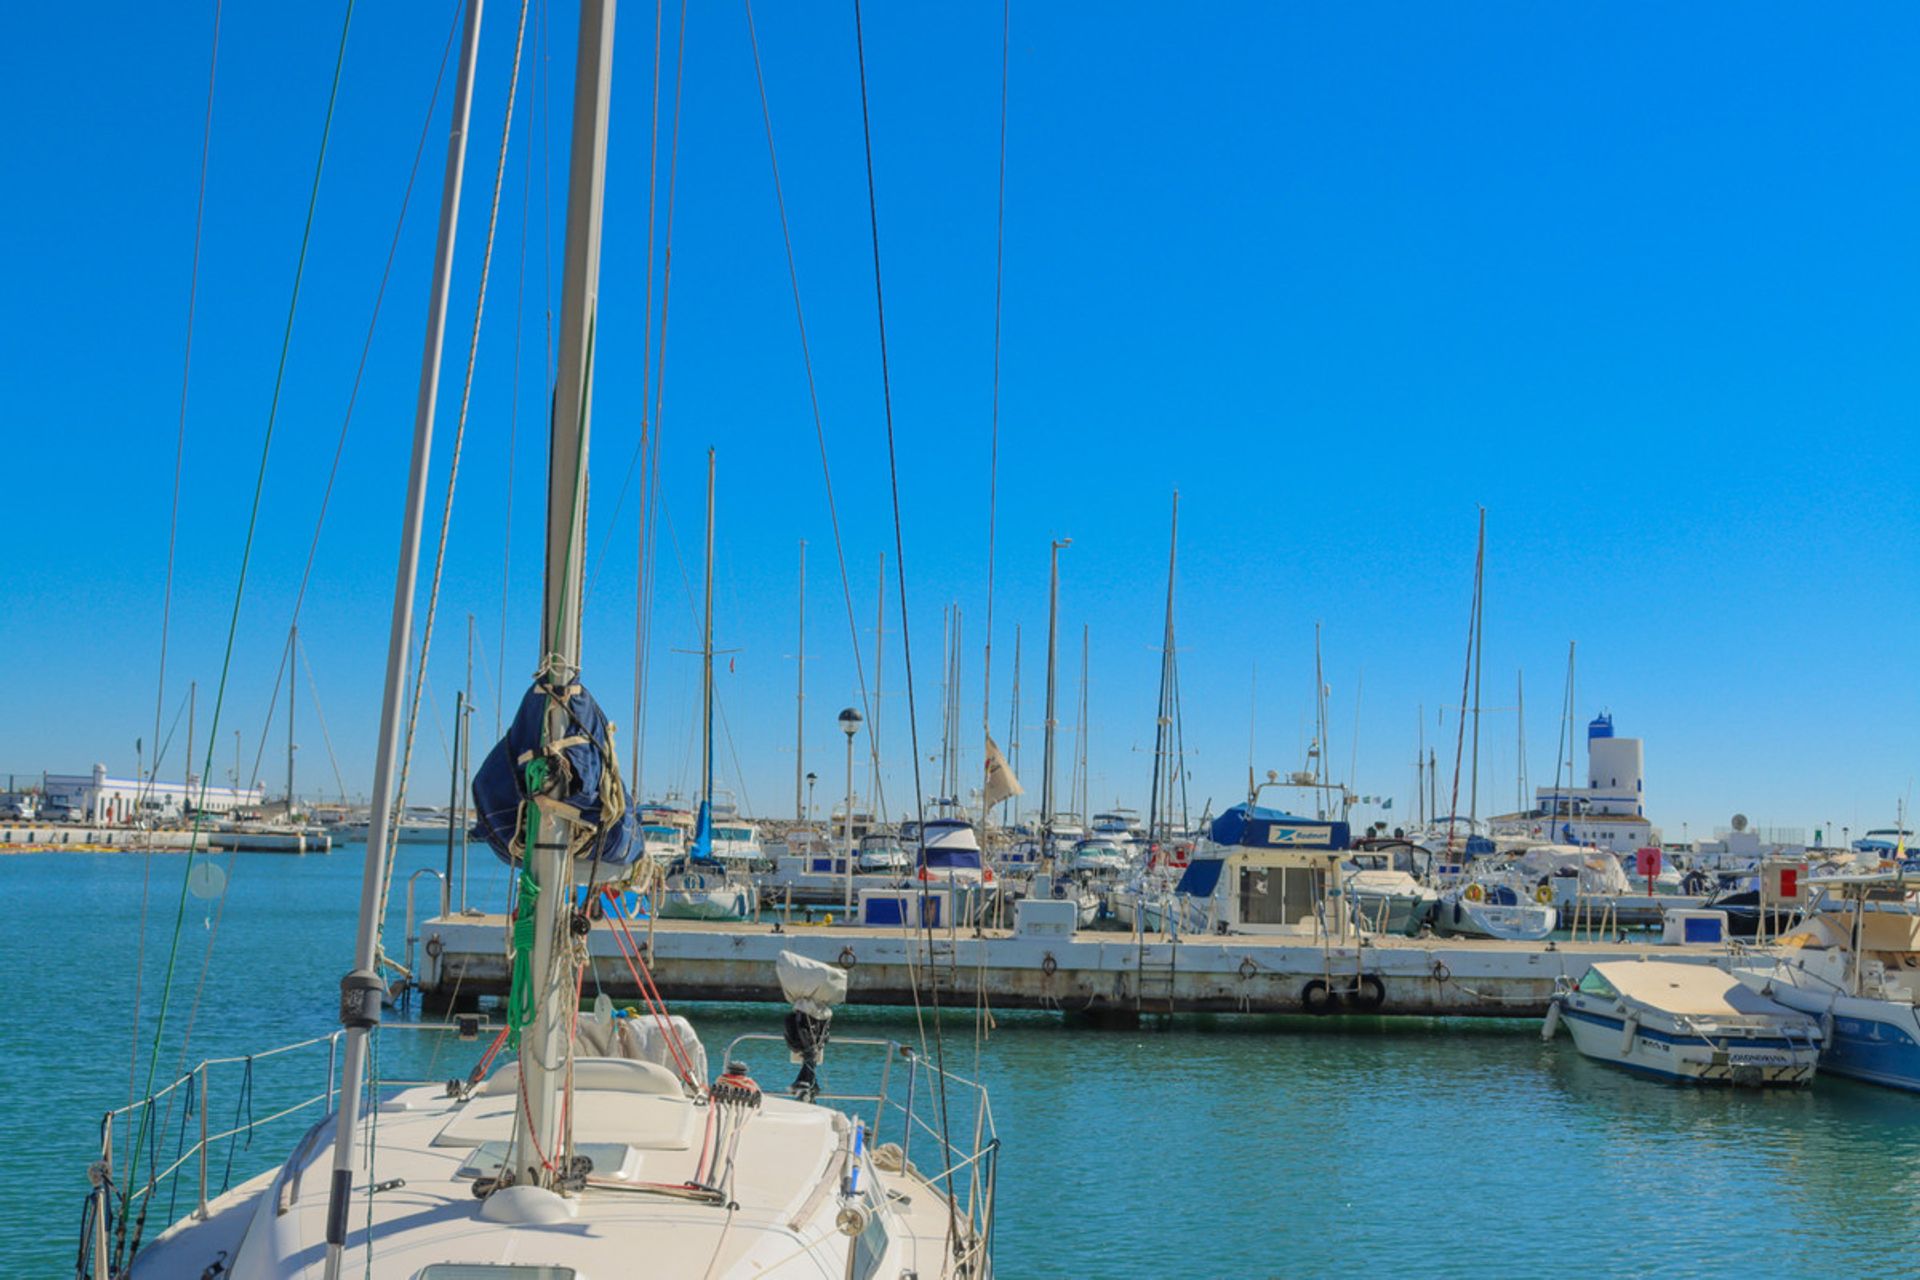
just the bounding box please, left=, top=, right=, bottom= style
left=1552, top=995, right=1819, bottom=1085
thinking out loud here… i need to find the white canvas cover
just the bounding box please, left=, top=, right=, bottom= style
left=778, top=948, right=849, bottom=1017
left=1594, top=960, right=1806, bottom=1020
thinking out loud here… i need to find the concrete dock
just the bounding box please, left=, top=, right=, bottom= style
left=0, top=823, right=331, bottom=853
left=415, top=909, right=1760, bottom=1021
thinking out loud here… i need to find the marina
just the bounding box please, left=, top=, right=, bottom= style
left=10, top=0, right=1920, bottom=1277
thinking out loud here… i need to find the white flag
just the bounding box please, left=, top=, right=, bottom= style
left=982, top=734, right=1024, bottom=808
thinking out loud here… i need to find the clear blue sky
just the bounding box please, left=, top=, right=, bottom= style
left=4, top=1, right=1917, bottom=841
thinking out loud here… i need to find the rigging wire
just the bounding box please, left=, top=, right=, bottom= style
left=115, top=6, right=358, bottom=1266
left=979, top=0, right=1009, bottom=826
left=497, top=0, right=540, bottom=742
left=241, top=0, right=466, bottom=791
left=633, top=0, right=691, bottom=802
left=392, top=0, right=533, bottom=848
left=742, top=0, right=888, bottom=818
left=130, top=0, right=221, bottom=1117
left=297, top=634, right=351, bottom=803
left=850, top=0, right=962, bottom=1250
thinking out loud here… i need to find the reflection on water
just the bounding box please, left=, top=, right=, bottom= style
left=7, top=848, right=1917, bottom=1277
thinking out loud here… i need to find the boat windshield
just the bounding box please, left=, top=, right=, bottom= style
left=1577, top=969, right=1620, bottom=999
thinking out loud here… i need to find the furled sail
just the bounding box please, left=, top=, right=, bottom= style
left=471, top=674, right=637, bottom=865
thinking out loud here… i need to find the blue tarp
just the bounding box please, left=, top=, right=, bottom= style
left=1209, top=803, right=1349, bottom=851
left=471, top=677, right=637, bottom=866
left=1175, top=857, right=1227, bottom=898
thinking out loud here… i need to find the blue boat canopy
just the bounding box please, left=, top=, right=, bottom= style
left=472, top=676, right=637, bottom=867
left=1209, top=803, right=1350, bottom=851
left=918, top=819, right=984, bottom=871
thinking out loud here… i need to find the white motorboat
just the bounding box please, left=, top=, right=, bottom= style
left=1734, top=872, right=1920, bottom=1092
left=1431, top=880, right=1557, bottom=941
left=1067, top=836, right=1133, bottom=876
left=1546, top=959, right=1822, bottom=1085
left=1343, top=844, right=1437, bottom=936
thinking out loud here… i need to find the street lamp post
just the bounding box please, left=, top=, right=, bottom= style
left=806, top=772, right=818, bottom=824
left=838, top=707, right=862, bottom=915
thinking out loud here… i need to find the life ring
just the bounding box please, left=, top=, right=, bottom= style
left=1302, top=979, right=1338, bottom=1014
left=1350, top=974, right=1386, bottom=1011
left=838, top=946, right=857, bottom=968
left=1464, top=883, right=1486, bottom=903
left=1041, top=953, right=1058, bottom=976
left=1534, top=883, right=1554, bottom=906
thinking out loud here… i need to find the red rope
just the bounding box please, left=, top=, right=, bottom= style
left=601, top=887, right=700, bottom=1086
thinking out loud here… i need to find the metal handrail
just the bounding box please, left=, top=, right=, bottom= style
left=84, top=1020, right=492, bottom=1278
left=719, top=1030, right=998, bottom=1246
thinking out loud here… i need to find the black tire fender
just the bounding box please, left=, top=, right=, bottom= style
left=1302, top=978, right=1338, bottom=1014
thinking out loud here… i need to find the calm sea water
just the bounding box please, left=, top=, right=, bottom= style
left=8, top=844, right=1919, bottom=1277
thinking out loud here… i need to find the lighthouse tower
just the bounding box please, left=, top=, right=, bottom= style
left=1584, top=714, right=1645, bottom=816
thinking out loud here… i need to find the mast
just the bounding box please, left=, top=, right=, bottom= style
left=869, top=552, right=884, bottom=822
left=1468, top=508, right=1485, bottom=827
left=794, top=539, right=805, bottom=820
left=516, top=0, right=616, bottom=1194
left=286, top=624, right=297, bottom=815
left=1415, top=705, right=1425, bottom=827
left=1040, top=538, right=1068, bottom=863
left=1515, top=668, right=1527, bottom=814
left=1006, top=623, right=1020, bottom=824
left=185, top=679, right=196, bottom=801
left=1313, top=623, right=1326, bottom=819
left=699, top=450, right=715, bottom=834
left=1076, top=624, right=1089, bottom=828
left=324, top=0, right=487, bottom=1269
left=1148, top=492, right=1178, bottom=844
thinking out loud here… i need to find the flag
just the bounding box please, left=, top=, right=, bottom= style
left=1383, top=797, right=1393, bottom=810
left=982, top=734, right=1024, bottom=808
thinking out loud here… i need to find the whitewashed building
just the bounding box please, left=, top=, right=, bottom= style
left=1523, top=714, right=1657, bottom=853
left=41, top=764, right=263, bottom=823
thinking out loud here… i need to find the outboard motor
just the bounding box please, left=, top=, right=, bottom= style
left=776, top=950, right=848, bottom=1102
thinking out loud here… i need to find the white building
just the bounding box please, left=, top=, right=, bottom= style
left=41, top=764, right=264, bottom=824
left=1525, top=714, right=1657, bottom=854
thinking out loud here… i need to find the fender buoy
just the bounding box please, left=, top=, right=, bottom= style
left=1350, top=974, right=1386, bottom=1011
left=1302, top=979, right=1338, bottom=1014
left=1534, top=883, right=1555, bottom=906
left=1464, top=883, right=1486, bottom=903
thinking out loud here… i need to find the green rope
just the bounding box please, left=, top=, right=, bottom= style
left=116, top=3, right=356, bottom=1262
left=507, top=758, right=549, bottom=1046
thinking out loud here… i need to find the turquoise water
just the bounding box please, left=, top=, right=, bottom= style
left=9, top=845, right=1920, bottom=1277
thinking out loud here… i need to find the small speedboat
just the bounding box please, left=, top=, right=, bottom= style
left=1432, top=883, right=1556, bottom=941
left=1545, top=959, right=1822, bottom=1086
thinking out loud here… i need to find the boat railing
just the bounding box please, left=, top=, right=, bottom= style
left=77, top=1020, right=488, bottom=1280
left=721, top=1031, right=998, bottom=1264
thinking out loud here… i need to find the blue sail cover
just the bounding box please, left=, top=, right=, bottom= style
left=687, top=798, right=717, bottom=865
left=1209, top=803, right=1350, bottom=851
left=471, top=678, right=637, bottom=866
left=1175, top=856, right=1227, bottom=898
